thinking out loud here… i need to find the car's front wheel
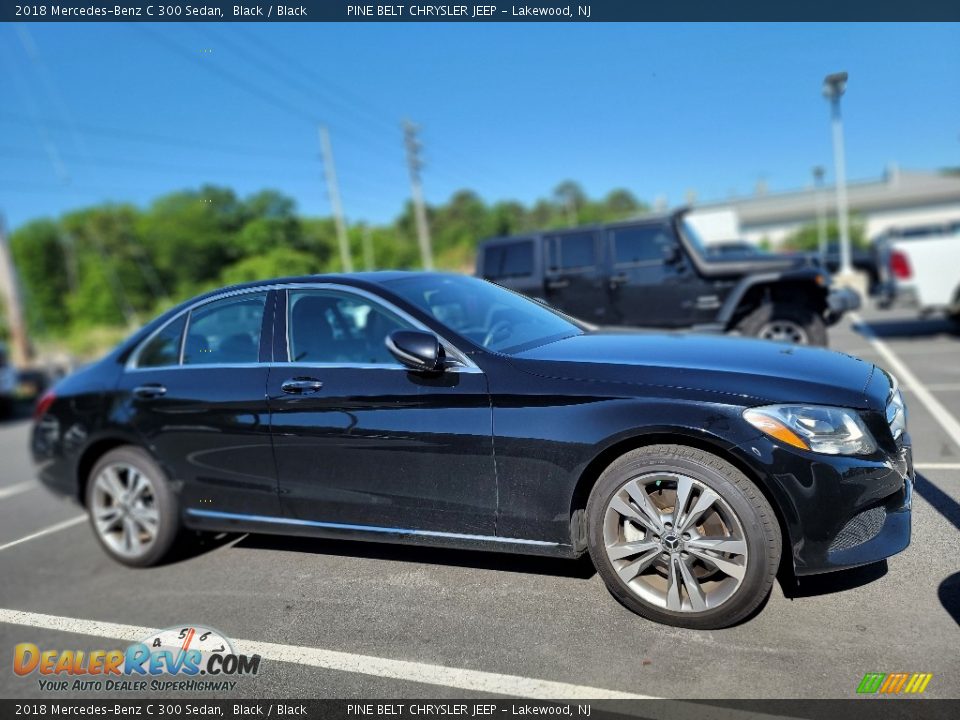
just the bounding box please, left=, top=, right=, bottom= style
left=86, top=446, right=181, bottom=567
left=586, top=444, right=781, bottom=629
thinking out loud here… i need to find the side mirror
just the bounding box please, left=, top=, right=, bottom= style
left=386, top=330, right=446, bottom=373
left=662, top=244, right=681, bottom=264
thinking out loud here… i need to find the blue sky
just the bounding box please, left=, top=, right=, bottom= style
left=2, top=22, right=958, bottom=230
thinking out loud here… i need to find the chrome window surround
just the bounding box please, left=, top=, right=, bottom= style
left=126, top=282, right=480, bottom=373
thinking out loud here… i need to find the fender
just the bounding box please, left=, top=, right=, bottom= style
left=713, top=270, right=828, bottom=327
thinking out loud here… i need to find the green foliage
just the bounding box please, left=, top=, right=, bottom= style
left=781, top=216, right=868, bottom=251
left=220, top=247, right=325, bottom=285
left=10, top=181, right=651, bottom=357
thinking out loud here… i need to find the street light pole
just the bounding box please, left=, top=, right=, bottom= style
left=813, top=165, right=827, bottom=264
left=823, top=72, right=853, bottom=276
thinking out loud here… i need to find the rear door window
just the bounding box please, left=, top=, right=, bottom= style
left=183, top=293, right=267, bottom=366
left=546, top=233, right=597, bottom=272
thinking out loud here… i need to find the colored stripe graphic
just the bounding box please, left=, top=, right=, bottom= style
left=857, top=672, right=932, bottom=694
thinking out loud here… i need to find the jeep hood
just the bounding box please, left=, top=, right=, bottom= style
left=511, top=331, right=888, bottom=410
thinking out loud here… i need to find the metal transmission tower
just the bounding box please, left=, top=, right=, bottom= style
left=318, top=125, right=353, bottom=273
left=403, top=120, right=434, bottom=270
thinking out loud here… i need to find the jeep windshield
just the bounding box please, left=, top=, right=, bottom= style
left=385, top=274, right=585, bottom=354
left=680, top=219, right=711, bottom=257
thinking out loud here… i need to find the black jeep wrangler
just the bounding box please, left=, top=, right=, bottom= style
left=476, top=209, right=859, bottom=346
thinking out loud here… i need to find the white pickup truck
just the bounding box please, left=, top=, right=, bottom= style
left=876, top=224, right=960, bottom=324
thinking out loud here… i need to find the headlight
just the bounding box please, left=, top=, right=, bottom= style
left=743, top=404, right=878, bottom=455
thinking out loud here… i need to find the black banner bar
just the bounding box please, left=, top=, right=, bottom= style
left=4, top=0, right=960, bottom=22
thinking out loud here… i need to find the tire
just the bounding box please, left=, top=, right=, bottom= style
left=85, top=446, right=181, bottom=567
left=586, top=444, right=781, bottom=629
left=735, top=303, right=828, bottom=346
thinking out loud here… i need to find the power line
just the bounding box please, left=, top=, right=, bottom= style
left=0, top=113, right=310, bottom=161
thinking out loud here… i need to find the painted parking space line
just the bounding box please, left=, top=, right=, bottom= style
left=851, top=312, right=960, bottom=452
left=0, top=515, right=86, bottom=553
left=914, top=463, right=960, bottom=471
left=0, top=608, right=657, bottom=700
left=0, top=481, right=36, bottom=501
left=917, top=383, right=960, bottom=393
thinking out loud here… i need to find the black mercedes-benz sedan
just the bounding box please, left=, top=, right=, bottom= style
left=31, top=272, right=913, bottom=629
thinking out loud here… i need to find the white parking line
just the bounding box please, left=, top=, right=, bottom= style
left=852, top=313, right=960, bottom=452
left=0, top=608, right=656, bottom=700
left=914, top=463, right=960, bottom=471
left=0, top=515, right=87, bottom=553
left=0, top=481, right=36, bottom=501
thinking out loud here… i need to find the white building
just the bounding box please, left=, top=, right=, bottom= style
left=688, top=167, right=960, bottom=248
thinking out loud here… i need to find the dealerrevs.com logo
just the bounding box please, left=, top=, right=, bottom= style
left=857, top=672, right=933, bottom=695
left=14, top=625, right=261, bottom=693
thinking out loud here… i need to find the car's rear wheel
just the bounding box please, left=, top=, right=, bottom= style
left=586, top=444, right=781, bottom=629
left=736, top=303, right=827, bottom=346
left=86, top=446, right=181, bottom=567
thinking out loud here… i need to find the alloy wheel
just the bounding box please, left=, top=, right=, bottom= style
left=757, top=320, right=809, bottom=344
left=602, top=472, right=748, bottom=613
left=90, top=463, right=160, bottom=559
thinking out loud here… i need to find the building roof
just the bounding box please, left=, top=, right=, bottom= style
left=694, top=169, right=960, bottom=226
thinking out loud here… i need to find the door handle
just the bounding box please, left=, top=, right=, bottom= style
left=546, top=278, right=570, bottom=290
left=133, top=384, right=167, bottom=399
left=281, top=377, right=324, bottom=395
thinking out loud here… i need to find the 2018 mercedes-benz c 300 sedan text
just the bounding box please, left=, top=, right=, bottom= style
left=32, top=273, right=912, bottom=628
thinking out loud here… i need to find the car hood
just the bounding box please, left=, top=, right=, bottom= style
left=511, top=332, right=887, bottom=410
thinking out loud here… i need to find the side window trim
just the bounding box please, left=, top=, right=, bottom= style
left=127, top=283, right=478, bottom=372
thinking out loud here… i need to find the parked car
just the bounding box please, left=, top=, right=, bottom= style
left=805, top=243, right=881, bottom=294
left=0, top=343, right=16, bottom=418
left=32, top=272, right=912, bottom=629
left=874, top=224, right=960, bottom=322
left=477, top=209, right=859, bottom=346
left=705, top=240, right=766, bottom=259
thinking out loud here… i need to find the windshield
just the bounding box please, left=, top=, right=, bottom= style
left=385, top=274, right=583, bottom=354
left=680, top=220, right=710, bottom=257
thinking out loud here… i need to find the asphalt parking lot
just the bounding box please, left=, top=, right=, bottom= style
left=0, top=306, right=957, bottom=700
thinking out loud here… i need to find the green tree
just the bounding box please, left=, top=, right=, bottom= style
left=782, top=216, right=868, bottom=251
left=8, top=219, right=71, bottom=333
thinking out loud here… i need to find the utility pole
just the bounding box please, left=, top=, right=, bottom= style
left=403, top=120, right=434, bottom=270
left=361, top=224, right=376, bottom=271
left=0, top=214, right=32, bottom=366
left=813, top=165, right=828, bottom=264
left=318, top=125, right=353, bottom=272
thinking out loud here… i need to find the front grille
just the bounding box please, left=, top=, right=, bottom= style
left=829, top=505, right=886, bottom=552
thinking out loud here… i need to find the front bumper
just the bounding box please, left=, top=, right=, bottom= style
left=731, top=435, right=913, bottom=576
left=825, top=286, right=862, bottom=324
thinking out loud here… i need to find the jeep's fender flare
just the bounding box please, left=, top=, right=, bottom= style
left=714, top=271, right=827, bottom=327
